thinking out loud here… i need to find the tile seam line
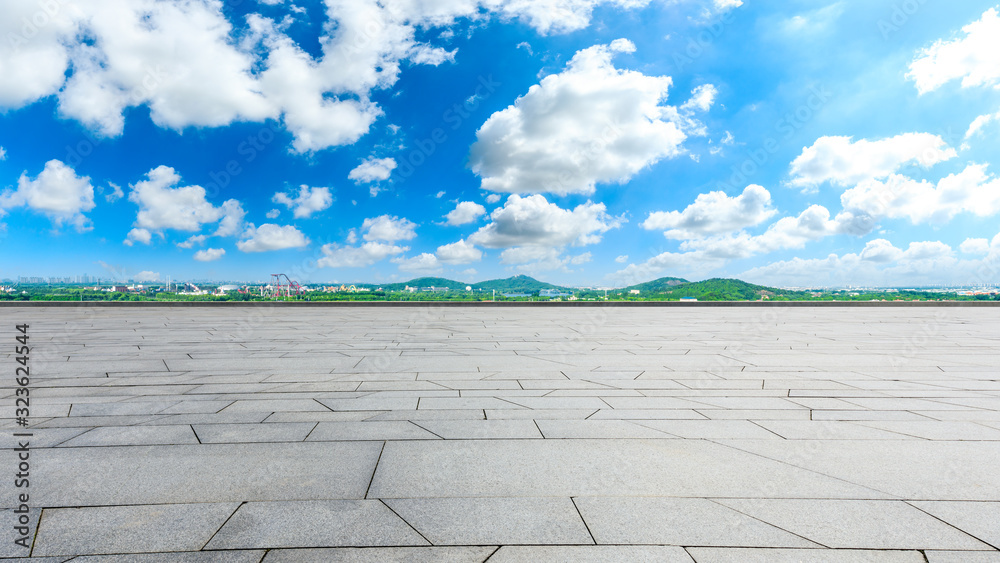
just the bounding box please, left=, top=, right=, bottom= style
left=904, top=500, right=1000, bottom=550
left=364, top=441, right=387, bottom=499
left=199, top=501, right=246, bottom=551
left=706, top=498, right=829, bottom=549
left=706, top=439, right=898, bottom=500
left=378, top=498, right=434, bottom=546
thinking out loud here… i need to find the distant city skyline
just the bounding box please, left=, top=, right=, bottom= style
left=2, top=1, right=1000, bottom=287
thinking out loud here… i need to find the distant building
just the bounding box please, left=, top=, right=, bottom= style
left=679, top=297, right=698, bottom=302
left=629, top=289, right=640, bottom=295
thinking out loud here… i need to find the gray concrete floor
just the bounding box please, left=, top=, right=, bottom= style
left=1, top=305, right=999, bottom=562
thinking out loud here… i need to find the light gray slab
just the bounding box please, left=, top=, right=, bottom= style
left=193, top=422, right=316, bottom=443
left=925, top=552, right=1000, bottom=563
left=33, top=503, right=238, bottom=556
left=719, top=440, right=1000, bottom=500
left=635, top=420, right=781, bottom=439
left=536, top=419, right=676, bottom=439
left=58, top=425, right=198, bottom=447
left=307, top=421, right=440, bottom=441
left=412, top=420, right=542, bottom=439
left=857, top=421, right=1000, bottom=441
left=575, top=497, right=818, bottom=547
left=489, top=546, right=694, bottom=562
left=262, top=546, right=496, bottom=562
left=910, top=501, right=1000, bottom=548
left=205, top=500, right=428, bottom=549
left=26, top=442, right=381, bottom=507
left=384, top=497, right=592, bottom=545
left=368, top=439, right=885, bottom=499
left=687, top=548, right=927, bottom=562
left=716, top=499, right=992, bottom=550
left=68, top=401, right=179, bottom=417
left=221, top=399, right=332, bottom=413
left=71, top=553, right=266, bottom=563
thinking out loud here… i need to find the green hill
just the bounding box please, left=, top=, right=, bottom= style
left=472, top=275, right=572, bottom=293
left=377, top=277, right=469, bottom=292
left=623, top=276, right=689, bottom=292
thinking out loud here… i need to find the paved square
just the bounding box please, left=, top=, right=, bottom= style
left=2, top=305, right=999, bottom=561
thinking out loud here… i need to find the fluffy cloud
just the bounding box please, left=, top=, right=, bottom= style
left=128, top=166, right=234, bottom=233
left=436, top=239, right=483, bottom=264
left=965, top=110, right=1000, bottom=140
left=788, top=134, right=957, bottom=190
left=642, top=185, right=776, bottom=239
left=680, top=84, right=718, bottom=113
left=907, top=8, right=1000, bottom=94
left=236, top=223, right=310, bottom=252
left=348, top=157, right=397, bottom=183
left=499, top=247, right=591, bottom=273
left=194, top=248, right=226, bottom=262
left=362, top=215, right=417, bottom=242
left=0, top=160, right=95, bottom=231
left=960, top=238, right=991, bottom=255
left=177, top=234, right=207, bottom=249
left=739, top=239, right=962, bottom=287
left=445, top=202, right=487, bottom=226
left=393, top=253, right=442, bottom=274
left=134, top=271, right=160, bottom=282
left=468, top=195, right=622, bottom=249
left=839, top=164, right=1000, bottom=226
left=272, top=185, right=333, bottom=219
left=0, top=147, right=6, bottom=160
left=125, top=228, right=152, bottom=246
left=0, top=1, right=732, bottom=153
left=469, top=39, right=688, bottom=195
left=318, top=241, right=408, bottom=268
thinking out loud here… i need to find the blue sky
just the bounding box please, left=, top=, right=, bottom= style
left=1, top=0, right=999, bottom=287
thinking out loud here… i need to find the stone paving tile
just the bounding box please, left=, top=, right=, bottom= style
left=910, top=501, right=1000, bottom=548
left=32, top=503, right=238, bottom=556
left=192, top=422, right=316, bottom=443
left=716, top=499, right=992, bottom=550
left=205, top=500, right=428, bottom=549
left=27, top=442, right=381, bottom=507
left=924, top=552, right=1000, bottom=563
left=535, top=419, right=676, bottom=439
left=70, top=553, right=266, bottom=563
left=368, top=439, right=885, bottom=499
left=412, top=420, right=542, bottom=439
left=488, top=545, right=694, bottom=562
left=686, top=548, right=927, bottom=562
left=575, top=497, right=819, bottom=547
left=307, top=421, right=440, bottom=441
left=383, top=497, right=593, bottom=545
left=57, top=425, right=198, bottom=447
left=262, top=546, right=496, bottom=562
left=635, top=419, right=781, bottom=439
left=718, top=440, right=1000, bottom=501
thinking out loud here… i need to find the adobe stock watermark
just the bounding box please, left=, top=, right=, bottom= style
left=671, top=10, right=738, bottom=72
left=6, top=0, right=73, bottom=53
left=204, top=122, right=283, bottom=198
left=396, top=74, right=501, bottom=179
left=64, top=65, right=170, bottom=168
left=878, top=0, right=931, bottom=40
left=716, top=84, right=833, bottom=192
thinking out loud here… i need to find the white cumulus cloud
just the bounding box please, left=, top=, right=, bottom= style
left=445, top=201, right=487, bottom=226
left=236, top=223, right=310, bottom=252
left=128, top=166, right=238, bottom=234
left=469, top=39, right=688, bottom=195
left=788, top=134, right=957, bottom=190
left=436, top=239, right=483, bottom=264
left=393, top=253, right=442, bottom=274
left=362, top=215, right=417, bottom=242
left=908, top=7, right=1000, bottom=94
left=468, top=194, right=622, bottom=249
left=272, top=185, right=333, bottom=219
left=318, top=241, right=408, bottom=268
left=642, top=184, right=776, bottom=239
left=194, top=248, right=226, bottom=262
left=348, top=157, right=397, bottom=183
left=0, top=159, right=95, bottom=231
